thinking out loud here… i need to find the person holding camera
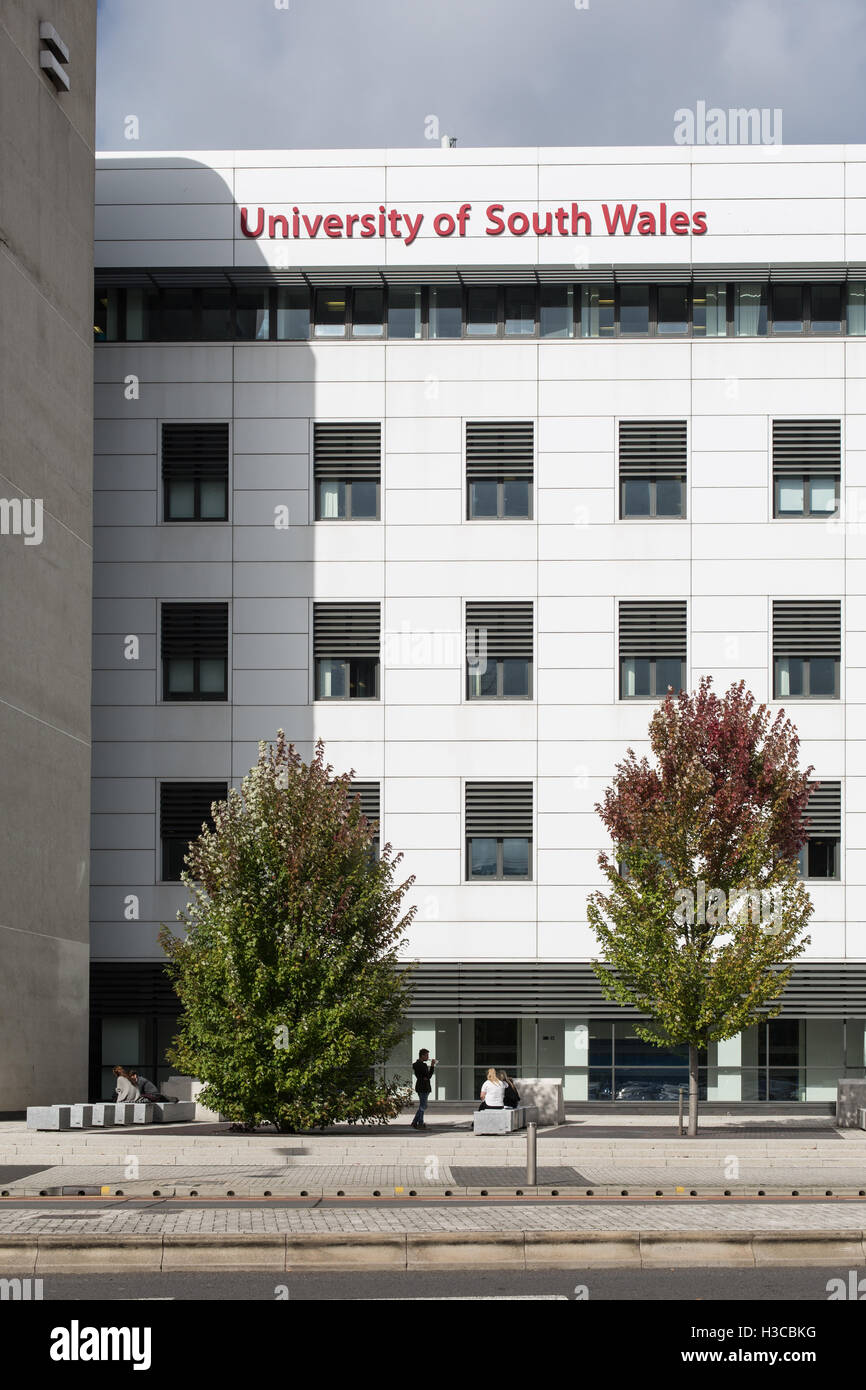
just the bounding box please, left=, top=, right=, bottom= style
left=411, top=1048, right=435, bottom=1129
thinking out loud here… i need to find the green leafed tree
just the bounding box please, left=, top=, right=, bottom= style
left=587, top=679, right=814, bottom=1135
left=159, top=732, right=416, bottom=1131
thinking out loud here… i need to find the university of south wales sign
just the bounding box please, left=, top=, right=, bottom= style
left=240, top=201, right=709, bottom=246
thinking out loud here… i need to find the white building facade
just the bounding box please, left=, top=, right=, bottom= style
left=91, top=145, right=866, bottom=1103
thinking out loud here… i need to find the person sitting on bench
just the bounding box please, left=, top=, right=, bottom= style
left=478, top=1067, right=506, bottom=1110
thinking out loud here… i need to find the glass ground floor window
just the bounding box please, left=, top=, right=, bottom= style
left=381, top=1016, right=866, bottom=1102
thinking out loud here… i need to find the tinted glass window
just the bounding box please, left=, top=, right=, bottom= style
left=201, top=290, right=233, bottom=340
left=314, top=290, right=346, bottom=336
left=352, top=288, right=384, bottom=337
left=466, top=287, right=498, bottom=336
left=810, top=284, right=842, bottom=333
left=657, top=286, right=689, bottom=335
left=619, top=285, right=650, bottom=335
left=504, top=286, right=535, bottom=335
left=388, top=288, right=421, bottom=339
left=430, top=287, right=462, bottom=338
left=539, top=285, right=573, bottom=338
left=276, top=288, right=310, bottom=339
left=773, top=285, right=803, bottom=334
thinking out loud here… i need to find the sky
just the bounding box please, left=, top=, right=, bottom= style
left=95, top=0, right=866, bottom=151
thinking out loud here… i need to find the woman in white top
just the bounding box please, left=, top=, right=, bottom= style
left=479, top=1067, right=506, bottom=1109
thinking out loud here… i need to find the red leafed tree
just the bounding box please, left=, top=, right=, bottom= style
left=587, top=679, right=814, bottom=1135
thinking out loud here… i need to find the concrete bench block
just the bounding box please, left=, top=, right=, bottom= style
left=130, top=1104, right=154, bottom=1124
left=69, top=1105, right=93, bottom=1128
left=26, top=1106, right=71, bottom=1131
left=472, top=1104, right=538, bottom=1135
left=89, top=1104, right=120, bottom=1127
left=152, top=1101, right=196, bottom=1123
left=836, top=1080, right=866, bottom=1127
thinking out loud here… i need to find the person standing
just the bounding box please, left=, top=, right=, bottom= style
left=411, top=1048, right=435, bottom=1129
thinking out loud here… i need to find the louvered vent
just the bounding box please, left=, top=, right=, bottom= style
left=161, top=604, right=228, bottom=658
left=619, top=601, right=687, bottom=658
left=805, top=781, right=841, bottom=837
left=773, top=601, right=841, bottom=658
left=619, top=420, right=687, bottom=478
left=161, top=423, right=229, bottom=479
left=465, top=782, right=533, bottom=836
left=160, top=782, right=227, bottom=838
left=465, top=421, right=534, bottom=480
left=313, top=603, right=380, bottom=657
left=465, top=602, right=533, bottom=659
left=313, top=422, right=382, bottom=479
left=351, top=781, right=380, bottom=823
left=772, top=420, right=841, bottom=477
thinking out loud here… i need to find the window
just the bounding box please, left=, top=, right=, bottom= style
left=734, top=285, right=767, bottom=336
left=314, top=289, right=346, bottom=337
left=810, top=284, right=843, bottom=334
left=619, top=420, right=687, bottom=518
left=161, top=603, right=228, bottom=701
left=162, top=423, right=229, bottom=522
left=772, top=284, right=803, bottom=335
left=313, top=421, right=381, bottom=520
left=580, top=285, right=615, bottom=337
left=848, top=283, right=866, bottom=335
left=124, top=287, right=158, bottom=341
left=351, top=781, right=380, bottom=858
left=161, top=289, right=196, bottom=341
left=619, top=601, right=687, bottom=699
left=692, top=283, right=727, bottom=337
left=619, top=284, right=650, bottom=336
left=466, top=420, right=533, bottom=519
left=772, top=419, right=840, bottom=518
left=772, top=600, right=841, bottom=699
left=466, top=286, right=498, bottom=336
left=160, top=782, right=227, bottom=881
left=798, top=782, right=841, bottom=880
left=540, top=285, right=573, bottom=338
left=465, top=782, right=532, bottom=880
left=352, top=288, right=384, bottom=337
left=314, top=602, right=380, bottom=699
left=657, top=285, right=689, bottom=335
left=235, top=289, right=270, bottom=341
left=277, top=287, right=310, bottom=339
left=200, top=289, right=234, bottom=341
left=466, top=602, right=533, bottom=699
left=504, top=285, right=536, bottom=336
left=430, top=287, right=462, bottom=338
left=93, top=288, right=122, bottom=342
left=388, top=287, right=422, bottom=339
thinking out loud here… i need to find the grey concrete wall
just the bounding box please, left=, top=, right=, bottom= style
left=0, top=1, right=96, bottom=1108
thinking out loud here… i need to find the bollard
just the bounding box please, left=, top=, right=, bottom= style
left=678, top=1086, right=685, bottom=1136
left=526, top=1120, right=537, bottom=1185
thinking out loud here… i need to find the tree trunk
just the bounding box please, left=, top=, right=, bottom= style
left=687, top=1042, right=699, bottom=1137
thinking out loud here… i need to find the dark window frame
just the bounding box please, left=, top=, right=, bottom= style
left=619, top=476, right=687, bottom=519
left=466, top=655, right=533, bottom=701
left=315, top=477, right=381, bottom=521
left=773, top=473, right=840, bottom=519
left=466, top=835, right=533, bottom=881
left=314, top=655, right=380, bottom=701
left=93, top=281, right=863, bottom=343
left=773, top=655, right=840, bottom=700
left=619, top=656, right=687, bottom=701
